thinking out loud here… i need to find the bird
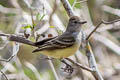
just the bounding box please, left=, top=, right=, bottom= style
left=32, top=16, right=86, bottom=59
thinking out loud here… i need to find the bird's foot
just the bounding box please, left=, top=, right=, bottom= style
left=61, top=60, right=74, bottom=75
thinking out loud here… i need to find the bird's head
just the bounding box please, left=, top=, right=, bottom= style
left=66, top=16, right=86, bottom=33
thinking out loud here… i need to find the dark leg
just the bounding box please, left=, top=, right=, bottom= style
left=60, top=59, right=74, bottom=75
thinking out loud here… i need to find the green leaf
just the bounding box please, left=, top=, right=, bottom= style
left=68, top=0, right=74, bottom=6
left=36, top=13, right=46, bottom=21
left=75, top=3, right=82, bottom=8
left=49, top=26, right=55, bottom=28
left=22, top=24, right=32, bottom=29
left=68, top=0, right=81, bottom=8
left=36, top=13, right=41, bottom=21
left=33, top=24, right=37, bottom=27
left=39, top=14, right=45, bottom=21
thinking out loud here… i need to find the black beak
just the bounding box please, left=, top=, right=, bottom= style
left=79, top=21, right=87, bottom=24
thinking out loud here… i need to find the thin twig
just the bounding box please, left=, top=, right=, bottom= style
left=86, top=21, right=102, bottom=40
left=30, top=9, right=35, bottom=29
left=72, top=0, right=77, bottom=8
left=76, top=0, right=87, bottom=4
left=86, top=19, right=120, bottom=40
left=0, top=55, right=15, bottom=62
left=0, top=38, right=20, bottom=63
left=65, top=58, right=93, bottom=72
left=0, top=70, right=8, bottom=80
left=102, top=19, right=120, bottom=24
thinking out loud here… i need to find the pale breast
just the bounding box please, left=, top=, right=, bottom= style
left=36, top=33, right=82, bottom=59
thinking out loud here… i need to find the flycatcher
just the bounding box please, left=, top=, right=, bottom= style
left=33, top=16, right=86, bottom=58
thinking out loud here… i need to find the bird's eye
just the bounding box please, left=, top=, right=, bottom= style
left=74, top=21, right=77, bottom=23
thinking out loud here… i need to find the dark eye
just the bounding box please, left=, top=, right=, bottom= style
left=74, top=21, right=77, bottom=23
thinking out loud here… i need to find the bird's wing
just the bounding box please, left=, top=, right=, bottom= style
left=34, top=36, right=57, bottom=47
left=32, top=33, right=75, bottom=53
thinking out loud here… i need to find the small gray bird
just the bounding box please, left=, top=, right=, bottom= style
left=32, top=16, right=86, bottom=59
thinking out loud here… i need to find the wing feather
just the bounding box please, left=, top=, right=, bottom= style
left=33, top=32, right=75, bottom=52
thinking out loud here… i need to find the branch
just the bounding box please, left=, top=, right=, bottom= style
left=86, top=19, right=120, bottom=40
left=60, top=0, right=103, bottom=80
left=0, top=33, right=35, bottom=46
left=0, top=70, right=8, bottom=80
left=60, top=0, right=75, bottom=17
left=85, top=42, right=103, bottom=80
left=65, top=58, right=93, bottom=72
left=0, top=55, right=15, bottom=62
left=72, top=0, right=77, bottom=8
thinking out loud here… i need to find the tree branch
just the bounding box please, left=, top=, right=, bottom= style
left=86, top=19, right=120, bottom=40
left=60, top=0, right=103, bottom=80
left=85, top=42, right=103, bottom=80
left=65, top=58, right=93, bottom=72
left=0, top=70, right=8, bottom=80
left=60, top=0, right=75, bottom=17
left=0, top=33, right=35, bottom=46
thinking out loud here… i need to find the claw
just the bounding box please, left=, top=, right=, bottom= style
left=61, top=60, right=74, bottom=75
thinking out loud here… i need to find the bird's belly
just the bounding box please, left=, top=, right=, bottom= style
left=39, top=43, right=80, bottom=59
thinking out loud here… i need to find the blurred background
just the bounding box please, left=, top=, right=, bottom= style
left=0, top=0, right=120, bottom=80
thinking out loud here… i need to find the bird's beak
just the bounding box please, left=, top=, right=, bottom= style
left=79, top=21, right=87, bottom=24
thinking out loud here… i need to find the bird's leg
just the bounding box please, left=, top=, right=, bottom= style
left=60, top=59, right=74, bottom=75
